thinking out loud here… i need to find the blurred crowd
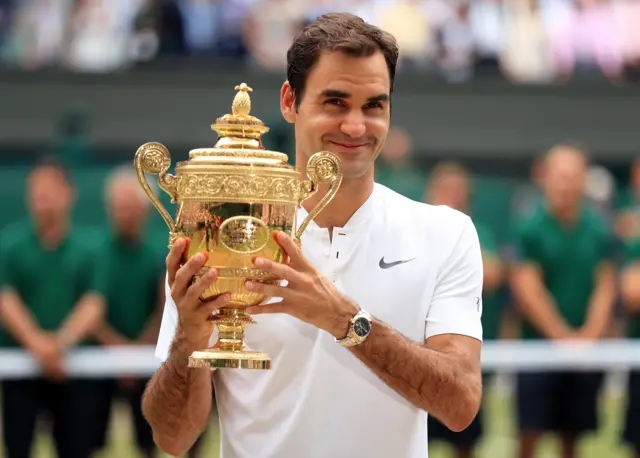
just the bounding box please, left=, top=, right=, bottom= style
left=1, top=0, right=640, bottom=83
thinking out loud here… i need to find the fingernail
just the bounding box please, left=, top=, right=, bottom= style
left=222, top=294, right=231, bottom=302
left=254, top=257, right=265, bottom=267
left=246, top=306, right=257, bottom=314
left=174, top=238, right=184, bottom=248
left=194, top=253, right=204, bottom=262
left=245, top=281, right=255, bottom=290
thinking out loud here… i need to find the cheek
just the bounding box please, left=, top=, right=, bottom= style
left=367, top=116, right=389, bottom=142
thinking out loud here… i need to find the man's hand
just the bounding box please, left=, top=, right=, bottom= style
left=245, top=231, right=358, bottom=338
left=29, top=332, right=67, bottom=381
left=166, top=237, right=231, bottom=350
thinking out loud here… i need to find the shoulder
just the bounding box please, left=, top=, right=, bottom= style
left=374, top=184, right=477, bottom=258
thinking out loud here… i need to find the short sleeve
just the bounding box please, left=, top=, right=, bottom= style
left=511, top=220, right=539, bottom=264
left=155, top=272, right=179, bottom=361
left=425, top=216, right=483, bottom=341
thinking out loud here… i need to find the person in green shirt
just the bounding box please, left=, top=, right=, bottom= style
left=90, top=167, right=167, bottom=458
left=620, top=237, right=640, bottom=458
left=0, top=156, right=105, bottom=458
left=510, top=143, right=616, bottom=458
left=423, top=161, right=504, bottom=458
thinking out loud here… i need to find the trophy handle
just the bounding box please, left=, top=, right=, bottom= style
left=296, top=151, right=343, bottom=241
left=134, top=142, right=179, bottom=243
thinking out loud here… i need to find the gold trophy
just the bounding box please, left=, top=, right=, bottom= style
left=134, top=83, right=343, bottom=370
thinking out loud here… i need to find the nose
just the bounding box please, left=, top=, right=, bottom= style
left=340, top=110, right=366, bottom=139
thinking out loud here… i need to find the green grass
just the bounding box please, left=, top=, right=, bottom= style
left=1, top=378, right=635, bottom=458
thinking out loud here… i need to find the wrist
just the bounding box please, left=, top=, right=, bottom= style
left=56, top=330, right=74, bottom=350
left=330, top=299, right=360, bottom=339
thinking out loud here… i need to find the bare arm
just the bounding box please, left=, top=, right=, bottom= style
left=483, top=252, right=503, bottom=292
left=142, top=328, right=213, bottom=456
left=0, top=288, right=46, bottom=350
left=57, top=292, right=105, bottom=348
left=578, top=262, right=616, bottom=338
left=350, top=324, right=481, bottom=432
left=510, top=263, right=572, bottom=339
left=142, top=239, right=230, bottom=457
left=94, top=322, right=130, bottom=346
left=622, top=261, right=640, bottom=313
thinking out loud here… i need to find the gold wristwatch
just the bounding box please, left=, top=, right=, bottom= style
left=336, top=309, right=372, bottom=347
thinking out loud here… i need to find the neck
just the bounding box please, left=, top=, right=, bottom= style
left=300, top=169, right=374, bottom=231
left=36, top=218, right=68, bottom=248
left=550, top=203, right=581, bottom=225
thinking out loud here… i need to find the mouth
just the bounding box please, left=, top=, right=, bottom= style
left=328, top=141, right=368, bottom=151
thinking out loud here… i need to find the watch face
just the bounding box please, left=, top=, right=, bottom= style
left=353, top=317, right=371, bottom=337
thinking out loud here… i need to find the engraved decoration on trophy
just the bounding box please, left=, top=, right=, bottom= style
left=134, top=83, right=343, bottom=370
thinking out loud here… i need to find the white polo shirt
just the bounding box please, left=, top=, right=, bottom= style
left=155, top=183, right=484, bottom=458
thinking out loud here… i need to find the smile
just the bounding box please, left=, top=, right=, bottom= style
left=329, top=141, right=368, bottom=151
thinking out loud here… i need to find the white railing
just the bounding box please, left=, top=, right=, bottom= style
left=1, top=340, right=640, bottom=379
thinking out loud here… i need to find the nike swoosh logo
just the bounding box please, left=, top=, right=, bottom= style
left=379, top=257, right=416, bottom=269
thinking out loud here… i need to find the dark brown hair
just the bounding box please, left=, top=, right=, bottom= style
left=287, top=13, right=399, bottom=108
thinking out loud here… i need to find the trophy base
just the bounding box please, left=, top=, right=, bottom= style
left=188, top=348, right=271, bottom=370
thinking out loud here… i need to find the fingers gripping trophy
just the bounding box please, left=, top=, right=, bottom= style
left=133, top=83, right=343, bottom=370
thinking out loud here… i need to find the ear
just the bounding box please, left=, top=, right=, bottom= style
left=280, top=81, right=296, bottom=124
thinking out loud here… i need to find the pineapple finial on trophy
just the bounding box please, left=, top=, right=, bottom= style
left=232, top=83, right=253, bottom=118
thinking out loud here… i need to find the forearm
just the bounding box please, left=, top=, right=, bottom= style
left=512, top=272, right=571, bottom=339
left=138, top=311, right=163, bottom=345
left=94, top=322, right=130, bottom=346
left=141, top=329, right=213, bottom=457
left=582, top=270, right=616, bottom=337
left=0, top=289, right=43, bottom=350
left=58, top=293, right=104, bottom=347
left=349, top=320, right=481, bottom=432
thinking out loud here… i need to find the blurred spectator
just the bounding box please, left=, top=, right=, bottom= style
left=374, top=127, right=427, bottom=203
left=548, top=0, right=624, bottom=83
left=511, top=154, right=545, bottom=219
left=91, top=166, right=165, bottom=458
left=585, top=163, right=616, bottom=224
left=500, top=0, right=554, bottom=84
left=614, top=156, right=640, bottom=242
left=510, top=143, right=616, bottom=458
left=132, top=0, right=186, bottom=61
left=377, top=0, right=431, bottom=69
left=425, top=161, right=504, bottom=458
left=176, top=0, right=219, bottom=54
left=64, top=0, right=144, bottom=73
left=0, top=156, right=105, bottom=458
left=434, top=1, right=475, bottom=83
left=614, top=0, right=640, bottom=79
left=468, top=0, right=505, bottom=75
left=2, top=0, right=71, bottom=70
left=242, top=0, right=307, bottom=71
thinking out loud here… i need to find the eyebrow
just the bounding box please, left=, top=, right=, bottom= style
left=320, top=89, right=389, bottom=103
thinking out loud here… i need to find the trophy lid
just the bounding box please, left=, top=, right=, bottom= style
left=188, top=83, right=291, bottom=167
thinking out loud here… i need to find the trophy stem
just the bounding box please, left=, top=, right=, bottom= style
left=188, top=308, right=271, bottom=370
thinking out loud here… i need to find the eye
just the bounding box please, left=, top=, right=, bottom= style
left=364, top=101, right=383, bottom=110
left=324, top=98, right=346, bottom=108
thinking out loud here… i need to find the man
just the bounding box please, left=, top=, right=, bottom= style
left=510, top=143, right=616, bottom=458
left=0, top=156, right=105, bottom=458
left=91, top=166, right=166, bottom=458
left=425, top=162, right=504, bottom=458
left=142, top=13, right=484, bottom=458
left=620, top=235, right=640, bottom=458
